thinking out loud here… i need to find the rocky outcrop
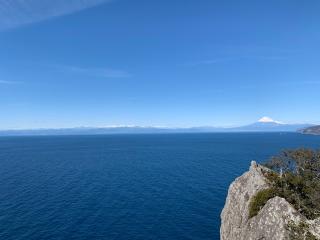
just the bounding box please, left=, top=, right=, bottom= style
left=220, top=161, right=320, bottom=240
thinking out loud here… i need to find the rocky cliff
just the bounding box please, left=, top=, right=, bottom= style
left=220, top=161, right=320, bottom=240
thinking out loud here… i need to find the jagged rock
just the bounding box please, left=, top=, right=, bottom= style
left=220, top=161, right=320, bottom=240
left=220, top=161, right=269, bottom=239
left=309, top=218, right=320, bottom=238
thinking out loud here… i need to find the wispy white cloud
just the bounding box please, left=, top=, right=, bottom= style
left=183, top=56, right=288, bottom=67
left=238, top=80, right=320, bottom=90
left=0, top=0, right=112, bottom=30
left=182, top=58, right=233, bottom=67
left=0, top=80, right=21, bottom=84
left=54, top=65, right=131, bottom=79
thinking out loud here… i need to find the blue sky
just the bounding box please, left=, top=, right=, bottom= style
left=0, top=0, right=320, bottom=129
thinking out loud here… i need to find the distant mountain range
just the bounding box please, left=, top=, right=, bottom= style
left=229, top=117, right=313, bottom=132
left=300, top=125, right=320, bottom=135
left=0, top=117, right=314, bottom=136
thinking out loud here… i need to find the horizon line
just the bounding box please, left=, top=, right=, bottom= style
left=0, top=121, right=316, bottom=132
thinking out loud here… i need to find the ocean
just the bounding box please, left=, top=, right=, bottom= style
left=0, top=133, right=319, bottom=240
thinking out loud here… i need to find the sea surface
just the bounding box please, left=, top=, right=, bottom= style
left=0, top=133, right=319, bottom=240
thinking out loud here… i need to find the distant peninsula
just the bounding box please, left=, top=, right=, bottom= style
left=301, top=125, right=320, bottom=135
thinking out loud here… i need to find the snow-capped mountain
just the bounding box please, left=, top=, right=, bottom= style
left=231, top=117, right=313, bottom=132
left=257, top=116, right=283, bottom=124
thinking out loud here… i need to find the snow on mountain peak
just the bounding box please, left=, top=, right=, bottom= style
left=258, top=117, right=283, bottom=124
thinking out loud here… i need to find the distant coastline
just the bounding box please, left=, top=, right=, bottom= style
left=300, top=125, right=320, bottom=135
left=0, top=119, right=313, bottom=136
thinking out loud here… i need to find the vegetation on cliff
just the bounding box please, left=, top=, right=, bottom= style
left=248, top=188, right=277, bottom=218
left=287, top=220, right=318, bottom=240
left=249, top=149, right=320, bottom=220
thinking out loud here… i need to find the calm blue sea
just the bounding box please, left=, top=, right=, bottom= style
left=0, top=133, right=319, bottom=240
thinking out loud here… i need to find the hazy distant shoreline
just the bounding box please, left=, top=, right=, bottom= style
left=0, top=127, right=313, bottom=137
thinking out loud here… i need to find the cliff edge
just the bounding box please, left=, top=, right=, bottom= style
left=220, top=161, right=320, bottom=240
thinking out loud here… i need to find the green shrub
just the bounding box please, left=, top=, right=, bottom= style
left=248, top=188, right=276, bottom=218
left=265, top=149, right=320, bottom=219
left=249, top=149, right=320, bottom=219
left=287, top=220, right=317, bottom=240
left=263, top=149, right=320, bottom=220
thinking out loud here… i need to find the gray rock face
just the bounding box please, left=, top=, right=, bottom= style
left=220, top=161, right=320, bottom=240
